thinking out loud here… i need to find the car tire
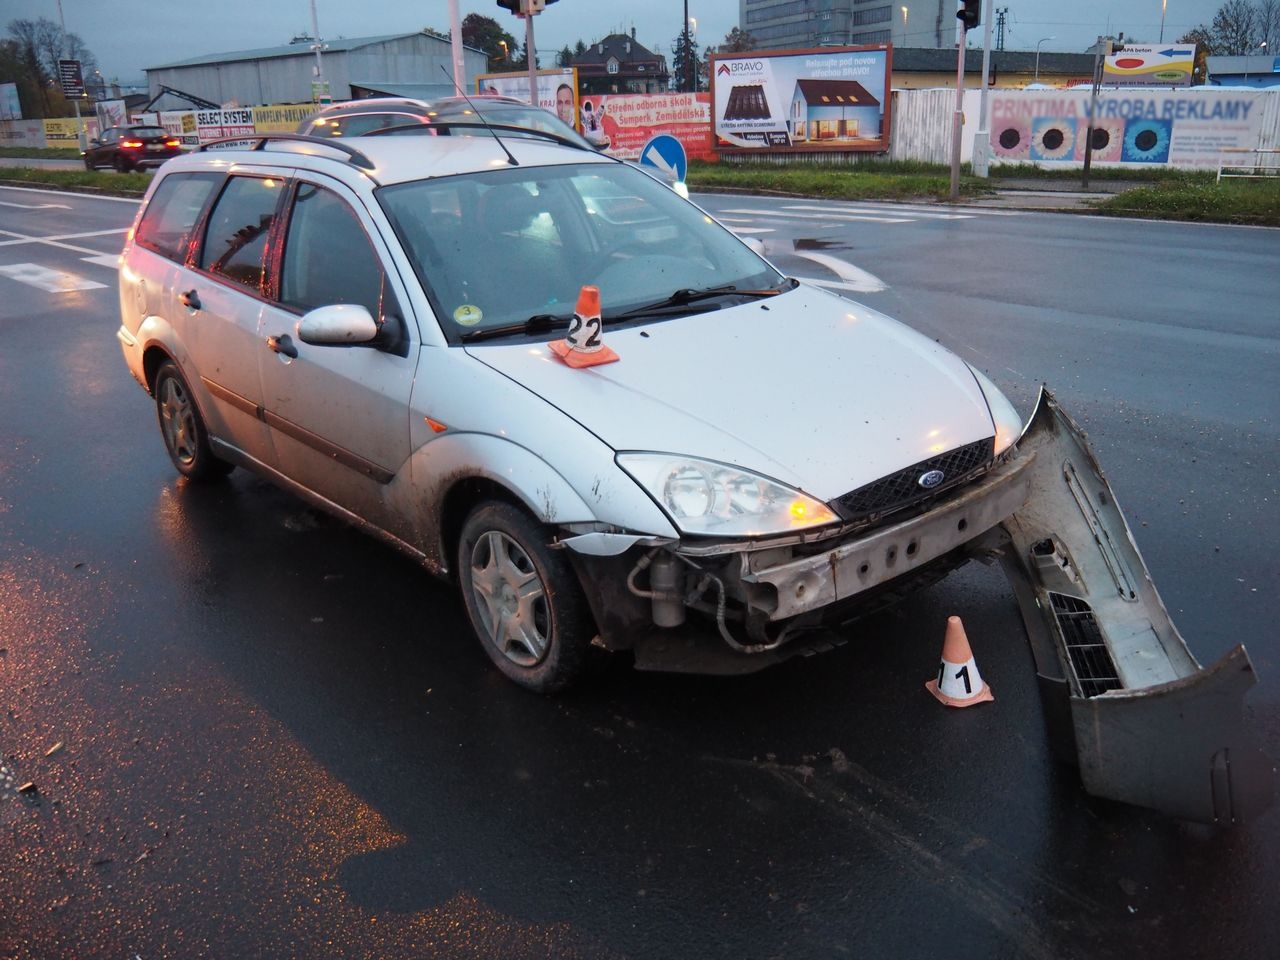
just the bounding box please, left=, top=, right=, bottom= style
left=83, top=155, right=94, bottom=170
left=153, top=360, right=232, bottom=481
left=114, top=155, right=129, bottom=173
left=457, top=501, right=594, bottom=693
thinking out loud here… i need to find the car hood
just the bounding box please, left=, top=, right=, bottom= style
left=466, top=285, right=995, bottom=500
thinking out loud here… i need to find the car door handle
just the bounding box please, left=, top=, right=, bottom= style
left=267, top=333, right=298, bottom=359
left=179, top=289, right=201, bottom=310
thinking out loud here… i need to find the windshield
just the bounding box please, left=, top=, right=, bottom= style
left=377, top=162, right=782, bottom=342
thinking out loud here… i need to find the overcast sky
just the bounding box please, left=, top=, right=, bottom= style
left=19, top=1, right=1228, bottom=82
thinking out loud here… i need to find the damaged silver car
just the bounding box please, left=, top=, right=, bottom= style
left=116, top=131, right=1272, bottom=824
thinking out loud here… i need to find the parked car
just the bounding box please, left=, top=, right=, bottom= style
left=297, top=94, right=598, bottom=151
left=115, top=130, right=1271, bottom=823
left=84, top=125, right=182, bottom=172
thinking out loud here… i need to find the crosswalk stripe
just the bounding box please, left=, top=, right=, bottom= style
left=82, top=254, right=120, bottom=268
left=779, top=203, right=974, bottom=221
left=719, top=207, right=914, bottom=224
left=0, top=263, right=107, bottom=292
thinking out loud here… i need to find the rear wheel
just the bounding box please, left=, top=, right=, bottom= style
left=153, top=360, right=232, bottom=481
left=457, top=501, right=594, bottom=693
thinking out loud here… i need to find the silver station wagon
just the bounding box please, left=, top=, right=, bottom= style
left=116, top=131, right=1271, bottom=824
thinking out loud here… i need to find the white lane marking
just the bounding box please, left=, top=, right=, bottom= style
left=0, top=228, right=123, bottom=256
left=780, top=203, right=974, bottom=221
left=0, top=263, right=107, bottom=292
left=82, top=254, right=121, bottom=268
left=790, top=250, right=887, bottom=292
left=800, top=277, right=881, bottom=295
left=0, top=199, right=71, bottom=209
left=718, top=207, right=914, bottom=224
left=0, top=185, right=141, bottom=205
left=727, top=227, right=776, bottom=234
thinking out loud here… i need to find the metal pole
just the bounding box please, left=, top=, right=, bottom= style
left=309, top=0, right=325, bottom=96
left=527, top=9, right=537, bottom=105
left=1034, top=37, right=1056, bottom=82
left=1082, top=38, right=1104, bottom=190
left=974, top=0, right=995, bottom=177
left=448, top=0, right=465, bottom=97
left=683, top=0, right=692, bottom=92
left=950, top=22, right=965, bottom=198
left=1160, top=0, right=1167, bottom=44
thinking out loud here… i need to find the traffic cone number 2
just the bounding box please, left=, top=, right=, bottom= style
left=568, top=313, right=602, bottom=351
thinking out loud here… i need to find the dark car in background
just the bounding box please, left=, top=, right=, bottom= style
left=83, top=125, right=183, bottom=172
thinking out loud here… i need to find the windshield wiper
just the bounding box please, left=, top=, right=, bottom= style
left=606, top=283, right=787, bottom=321
left=459, top=312, right=572, bottom=343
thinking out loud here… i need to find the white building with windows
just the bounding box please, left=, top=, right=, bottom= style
left=740, top=0, right=954, bottom=51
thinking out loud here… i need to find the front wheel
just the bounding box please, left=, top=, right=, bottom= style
left=457, top=501, right=594, bottom=693
left=153, top=360, right=232, bottom=481
left=83, top=154, right=94, bottom=170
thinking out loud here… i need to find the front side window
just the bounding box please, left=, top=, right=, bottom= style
left=279, top=182, right=395, bottom=320
left=198, top=175, right=284, bottom=292
left=134, top=172, right=223, bottom=263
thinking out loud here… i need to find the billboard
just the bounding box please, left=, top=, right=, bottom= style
left=1103, top=45, right=1197, bottom=88
left=0, top=83, right=21, bottom=121
left=476, top=68, right=580, bottom=132
left=711, top=46, right=892, bottom=154
left=577, top=93, right=714, bottom=162
left=990, top=89, right=1265, bottom=168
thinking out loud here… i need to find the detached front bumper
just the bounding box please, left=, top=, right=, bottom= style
left=996, top=390, right=1274, bottom=825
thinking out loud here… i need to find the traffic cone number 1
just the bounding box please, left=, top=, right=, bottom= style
left=926, top=616, right=994, bottom=708
left=939, top=662, right=973, bottom=696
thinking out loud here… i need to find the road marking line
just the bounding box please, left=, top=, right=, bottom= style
left=0, top=185, right=141, bottom=205
left=780, top=203, right=974, bottom=221
left=0, top=228, right=122, bottom=256
left=82, top=254, right=121, bottom=268
left=719, top=207, right=914, bottom=224
left=727, top=227, right=776, bottom=234
left=0, top=263, right=107, bottom=292
left=791, top=250, right=887, bottom=292
left=0, top=199, right=71, bottom=210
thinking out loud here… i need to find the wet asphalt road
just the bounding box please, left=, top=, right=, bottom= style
left=1, top=186, right=1278, bottom=959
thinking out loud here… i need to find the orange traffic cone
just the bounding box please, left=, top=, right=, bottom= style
left=550, top=285, right=619, bottom=368
left=925, top=615, right=994, bottom=708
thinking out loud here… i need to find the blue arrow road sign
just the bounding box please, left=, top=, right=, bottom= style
left=638, top=133, right=687, bottom=183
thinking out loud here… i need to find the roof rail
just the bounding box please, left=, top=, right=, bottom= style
left=195, top=133, right=377, bottom=172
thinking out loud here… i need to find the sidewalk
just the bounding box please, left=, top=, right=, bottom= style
left=966, top=177, right=1150, bottom=211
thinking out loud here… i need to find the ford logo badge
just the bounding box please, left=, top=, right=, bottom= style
left=918, top=469, right=945, bottom=489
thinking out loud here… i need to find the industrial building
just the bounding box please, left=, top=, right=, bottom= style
left=143, top=31, right=488, bottom=110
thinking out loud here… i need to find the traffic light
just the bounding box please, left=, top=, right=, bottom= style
left=956, top=0, right=980, bottom=31
left=495, top=0, right=558, bottom=13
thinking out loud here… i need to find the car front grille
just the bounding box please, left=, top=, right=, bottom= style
left=831, top=437, right=994, bottom=526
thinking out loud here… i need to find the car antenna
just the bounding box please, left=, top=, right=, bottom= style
left=439, top=65, right=519, bottom=166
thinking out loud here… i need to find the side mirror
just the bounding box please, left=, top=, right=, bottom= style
left=671, top=181, right=689, bottom=200
left=89, top=138, right=100, bottom=147
left=296, top=303, right=378, bottom=345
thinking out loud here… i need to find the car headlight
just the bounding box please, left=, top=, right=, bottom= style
left=969, top=367, right=1024, bottom=455
left=617, top=454, right=838, bottom=536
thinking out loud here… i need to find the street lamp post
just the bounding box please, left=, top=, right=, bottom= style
left=1034, top=36, right=1055, bottom=82
left=1160, top=0, right=1167, bottom=44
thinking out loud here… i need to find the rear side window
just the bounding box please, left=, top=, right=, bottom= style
left=198, top=175, right=284, bottom=292
left=134, top=172, right=222, bottom=263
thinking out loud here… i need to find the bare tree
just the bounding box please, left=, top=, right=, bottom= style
left=1211, top=0, right=1258, bottom=53
left=1257, top=0, right=1280, bottom=47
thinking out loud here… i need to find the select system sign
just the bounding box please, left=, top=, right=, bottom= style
left=1103, top=46, right=1196, bottom=87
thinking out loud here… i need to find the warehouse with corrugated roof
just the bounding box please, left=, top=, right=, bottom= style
left=144, top=31, right=488, bottom=109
